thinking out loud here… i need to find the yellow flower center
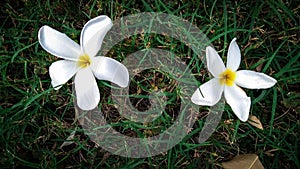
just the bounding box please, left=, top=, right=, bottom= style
left=219, top=69, right=237, bottom=86
left=77, top=54, right=91, bottom=68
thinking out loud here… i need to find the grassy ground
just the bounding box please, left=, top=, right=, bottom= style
left=1, top=0, right=299, bottom=168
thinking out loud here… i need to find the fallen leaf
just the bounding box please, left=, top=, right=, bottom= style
left=248, top=115, right=264, bottom=130
left=255, top=58, right=265, bottom=72
left=264, top=148, right=278, bottom=157
left=59, top=130, right=76, bottom=149
left=222, top=154, right=264, bottom=169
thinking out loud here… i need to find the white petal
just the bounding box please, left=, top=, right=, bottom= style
left=206, top=46, right=226, bottom=77
left=38, top=26, right=81, bottom=61
left=226, top=38, right=241, bottom=71
left=80, top=15, right=112, bottom=57
left=236, top=70, right=277, bottom=89
left=90, top=56, right=129, bottom=88
left=191, top=78, right=224, bottom=106
left=224, top=85, right=251, bottom=122
left=49, top=60, right=78, bottom=90
left=75, top=68, right=100, bottom=110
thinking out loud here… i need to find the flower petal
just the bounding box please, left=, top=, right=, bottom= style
left=49, top=60, right=78, bottom=90
left=90, top=56, right=129, bottom=88
left=80, top=15, right=112, bottom=57
left=236, top=70, right=277, bottom=89
left=75, top=68, right=100, bottom=110
left=38, top=26, right=81, bottom=61
left=226, top=38, right=241, bottom=71
left=191, top=78, right=224, bottom=106
left=206, top=46, right=226, bottom=77
left=224, top=85, right=251, bottom=122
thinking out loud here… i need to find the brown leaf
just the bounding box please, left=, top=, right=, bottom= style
left=222, top=154, right=264, bottom=169
left=59, top=130, right=76, bottom=149
left=264, top=149, right=278, bottom=157
left=255, top=58, right=265, bottom=72
left=248, top=115, right=264, bottom=130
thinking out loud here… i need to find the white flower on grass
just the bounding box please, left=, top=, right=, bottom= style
left=38, top=15, right=129, bottom=110
left=191, top=38, right=277, bottom=122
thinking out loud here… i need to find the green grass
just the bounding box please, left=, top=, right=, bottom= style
left=1, top=0, right=299, bottom=168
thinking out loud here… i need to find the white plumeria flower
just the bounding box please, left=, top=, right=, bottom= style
left=38, top=15, right=129, bottom=110
left=191, top=38, right=277, bottom=122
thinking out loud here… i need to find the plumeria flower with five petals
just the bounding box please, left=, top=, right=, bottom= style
left=191, top=38, right=277, bottom=122
left=38, top=15, right=129, bottom=110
